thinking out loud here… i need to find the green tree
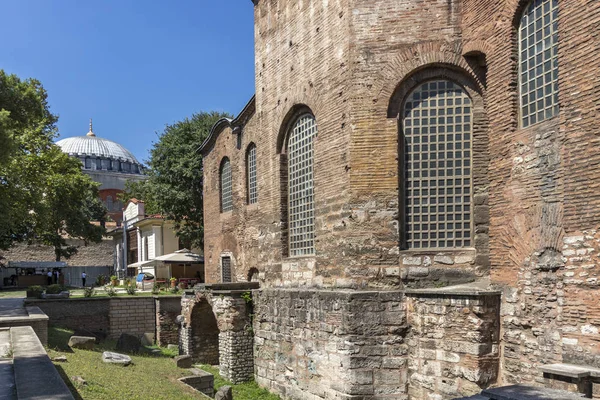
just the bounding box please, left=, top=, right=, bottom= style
left=121, top=111, right=231, bottom=248
left=0, top=70, right=106, bottom=257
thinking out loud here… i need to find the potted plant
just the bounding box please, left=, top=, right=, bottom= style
left=110, top=275, right=118, bottom=286
left=26, top=285, right=43, bottom=299
left=179, top=281, right=188, bottom=290
left=170, top=277, right=177, bottom=288
left=95, top=274, right=106, bottom=286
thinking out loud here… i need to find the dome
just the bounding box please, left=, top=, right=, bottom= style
left=57, top=135, right=141, bottom=165
left=56, top=120, right=144, bottom=175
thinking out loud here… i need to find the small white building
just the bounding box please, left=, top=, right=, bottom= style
left=110, top=200, right=203, bottom=285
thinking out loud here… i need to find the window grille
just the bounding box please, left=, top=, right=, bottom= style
left=288, top=114, right=316, bottom=256
left=519, top=0, right=559, bottom=127
left=402, top=80, right=473, bottom=249
left=247, top=144, right=258, bottom=204
left=221, top=256, right=232, bottom=283
left=220, top=158, right=233, bottom=212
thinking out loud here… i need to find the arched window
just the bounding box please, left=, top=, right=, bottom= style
left=107, top=196, right=113, bottom=211
left=246, top=143, right=258, bottom=204
left=288, top=114, right=317, bottom=256
left=220, top=157, right=233, bottom=212
left=402, top=80, right=472, bottom=249
left=519, top=0, right=559, bottom=127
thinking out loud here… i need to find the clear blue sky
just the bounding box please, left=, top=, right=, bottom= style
left=1, top=0, right=255, bottom=164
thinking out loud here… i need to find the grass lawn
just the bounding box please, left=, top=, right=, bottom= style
left=46, top=327, right=280, bottom=400
left=198, top=365, right=280, bottom=400
left=0, top=289, right=26, bottom=298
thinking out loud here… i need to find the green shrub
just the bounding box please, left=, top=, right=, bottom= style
left=126, top=282, right=136, bottom=295
left=169, top=287, right=180, bottom=294
left=104, top=285, right=117, bottom=297
left=83, top=287, right=95, bottom=298
left=46, top=284, right=64, bottom=294
left=95, top=274, right=106, bottom=286
left=26, top=285, right=44, bottom=298
left=151, top=284, right=160, bottom=295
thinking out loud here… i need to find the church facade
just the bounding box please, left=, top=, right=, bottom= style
left=198, top=1, right=600, bottom=398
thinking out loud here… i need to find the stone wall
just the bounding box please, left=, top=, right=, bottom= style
left=180, top=284, right=256, bottom=383
left=26, top=296, right=181, bottom=342
left=108, top=297, right=155, bottom=340
left=253, top=288, right=409, bottom=399
left=2, top=237, right=114, bottom=267
left=406, top=291, right=501, bottom=399
left=155, top=296, right=181, bottom=347
left=26, top=298, right=111, bottom=336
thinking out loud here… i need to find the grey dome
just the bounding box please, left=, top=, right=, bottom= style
left=56, top=135, right=140, bottom=165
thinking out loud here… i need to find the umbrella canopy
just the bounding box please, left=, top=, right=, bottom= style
left=153, top=249, right=203, bottom=263
left=127, top=260, right=156, bottom=268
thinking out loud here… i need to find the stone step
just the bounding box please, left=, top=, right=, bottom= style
left=482, top=384, right=585, bottom=400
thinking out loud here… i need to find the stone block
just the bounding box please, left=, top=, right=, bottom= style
left=116, top=333, right=141, bottom=353
left=215, top=385, right=233, bottom=400
left=175, top=355, right=193, bottom=368
left=102, top=351, right=132, bottom=365
left=68, top=336, right=95, bottom=350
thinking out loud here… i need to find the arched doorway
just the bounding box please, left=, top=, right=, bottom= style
left=190, top=300, right=219, bottom=364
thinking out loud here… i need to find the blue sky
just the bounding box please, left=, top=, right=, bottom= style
left=1, top=0, right=255, bottom=164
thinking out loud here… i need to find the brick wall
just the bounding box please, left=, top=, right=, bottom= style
left=26, top=296, right=182, bottom=342
left=26, top=298, right=111, bottom=336
left=155, top=296, right=181, bottom=347
left=108, top=297, right=155, bottom=340
left=201, top=0, right=600, bottom=393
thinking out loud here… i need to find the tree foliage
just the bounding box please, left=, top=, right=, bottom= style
left=121, top=111, right=231, bottom=248
left=0, top=70, right=106, bottom=259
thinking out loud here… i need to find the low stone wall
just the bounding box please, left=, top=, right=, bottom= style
left=108, top=297, right=154, bottom=340
left=25, top=296, right=181, bottom=342
left=25, top=298, right=110, bottom=336
left=0, top=307, right=49, bottom=345
left=253, top=289, right=409, bottom=399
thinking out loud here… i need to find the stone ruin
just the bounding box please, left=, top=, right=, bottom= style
left=180, top=283, right=256, bottom=384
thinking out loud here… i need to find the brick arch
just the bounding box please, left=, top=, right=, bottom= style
left=189, top=298, right=219, bottom=364
left=462, top=40, right=495, bottom=59
left=379, top=42, right=483, bottom=118
left=391, top=66, right=491, bottom=266
left=272, top=85, right=325, bottom=154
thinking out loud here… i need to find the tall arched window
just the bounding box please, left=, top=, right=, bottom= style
left=246, top=143, right=258, bottom=204
left=402, top=80, right=473, bottom=249
left=107, top=196, right=113, bottom=211
left=519, top=0, right=559, bottom=127
left=288, top=114, right=317, bottom=256
left=220, top=157, right=233, bottom=212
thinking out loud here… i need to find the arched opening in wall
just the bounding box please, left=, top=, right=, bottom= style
left=247, top=267, right=259, bottom=282
left=190, top=300, right=219, bottom=364
left=276, top=105, right=318, bottom=258
left=388, top=66, right=489, bottom=255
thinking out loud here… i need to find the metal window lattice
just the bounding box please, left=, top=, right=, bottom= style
left=519, top=0, right=559, bottom=128
left=247, top=144, right=258, bottom=204
left=221, top=256, right=232, bottom=283
left=220, top=158, right=233, bottom=212
left=403, top=80, right=473, bottom=249
left=288, top=115, right=316, bottom=256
